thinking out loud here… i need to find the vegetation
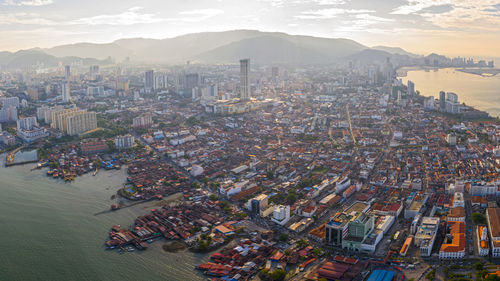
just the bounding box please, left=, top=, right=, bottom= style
left=472, top=212, right=487, bottom=224
left=426, top=269, right=436, bottom=281
left=279, top=233, right=289, bottom=242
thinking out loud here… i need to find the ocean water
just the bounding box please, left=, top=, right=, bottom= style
left=400, top=67, right=500, bottom=118
left=0, top=157, right=208, bottom=281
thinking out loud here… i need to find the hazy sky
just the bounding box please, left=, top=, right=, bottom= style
left=1, top=0, right=500, bottom=57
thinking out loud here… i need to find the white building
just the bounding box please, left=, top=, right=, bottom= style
left=62, top=82, right=71, bottom=102
left=452, top=192, right=465, bottom=208
left=272, top=205, right=291, bottom=226
left=414, top=217, right=440, bottom=257
left=1, top=97, right=19, bottom=108
left=114, top=134, right=135, bottom=149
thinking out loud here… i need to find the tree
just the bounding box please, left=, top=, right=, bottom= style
left=270, top=269, right=286, bottom=281
left=208, top=194, right=218, bottom=201
left=485, top=274, right=500, bottom=281
left=279, top=233, right=289, bottom=242
left=474, top=261, right=484, bottom=271
left=426, top=269, right=436, bottom=281
left=472, top=212, right=487, bottom=224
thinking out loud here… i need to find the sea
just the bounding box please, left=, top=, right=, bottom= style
left=0, top=156, right=209, bottom=281
left=399, top=67, right=500, bottom=118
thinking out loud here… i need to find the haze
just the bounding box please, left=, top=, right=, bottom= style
left=1, top=0, right=499, bottom=57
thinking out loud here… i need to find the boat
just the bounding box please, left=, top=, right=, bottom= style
left=47, top=170, right=54, bottom=176
left=93, top=168, right=99, bottom=176
left=110, top=204, right=119, bottom=211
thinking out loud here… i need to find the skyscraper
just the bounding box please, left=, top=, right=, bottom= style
left=407, top=80, right=415, bottom=96
left=64, top=65, right=71, bottom=80
left=439, top=91, right=446, bottom=110
left=144, top=70, right=154, bottom=92
left=240, top=59, right=250, bottom=100
left=62, top=82, right=71, bottom=102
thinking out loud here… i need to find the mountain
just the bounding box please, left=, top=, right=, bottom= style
left=194, top=35, right=365, bottom=64
left=44, top=42, right=131, bottom=60
left=0, top=49, right=108, bottom=69
left=41, top=30, right=368, bottom=64
left=372, top=46, right=419, bottom=57
left=0, top=30, right=440, bottom=67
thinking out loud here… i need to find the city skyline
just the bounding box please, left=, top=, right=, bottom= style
left=0, top=0, right=499, bottom=57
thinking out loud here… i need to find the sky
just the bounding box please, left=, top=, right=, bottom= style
left=1, top=0, right=500, bottom=57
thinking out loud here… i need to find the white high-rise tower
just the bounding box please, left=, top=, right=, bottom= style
left=240, top=59, right=250, bottom=100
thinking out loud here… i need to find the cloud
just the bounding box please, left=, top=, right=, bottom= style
left=296, top=8, right=374, bottom=19
left=0, top=12, right=56, bottom=25
left=3, top=0, right=53, bottom=6
left=71, top=7, right=165, bottom=25
left=259, top=0, right=347, bottom=7
left=71, top=7, right=224, bottom=26
left=178, top=9, right=224, bottom=22
left=391, top=0, right=451, bottom=15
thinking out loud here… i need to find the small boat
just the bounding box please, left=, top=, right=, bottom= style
left=110, top=204, right=119, bottom=211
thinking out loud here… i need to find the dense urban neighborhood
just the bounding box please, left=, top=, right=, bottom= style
left=1, top=52, right=500, bottom=281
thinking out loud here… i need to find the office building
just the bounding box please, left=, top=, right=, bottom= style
left=240, top=59, right=250, bottom=100
left=414, top=217, right=440, bottom=257
left=439, top=91, right=446, bottom=110
left=246, top=194, right=268, bottom=215
left=407, top=80, right=415, bottom=96
left=325, top=202, right=373, bottom=249
left=272, top=205, right=291, bottom=226
left=65, top=65, right=71, bottom=80
left=89, top=65, right=99, bottom=80
left=62, top=82, right=71, bottom=102
left=144, top=70, right=154, bottom=92
left=183, top=73, right=199, bottom=92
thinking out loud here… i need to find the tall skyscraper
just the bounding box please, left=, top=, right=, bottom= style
left=439, top=91, right=446, bottom=110
left=240, top=59, right=250, bottom=100
left=407, top=80, right=415, bottom=96
left=144, top=70, right=154, bottom=92
left=62, top=82, right=71, bottom=102
left=64, top=65, right=71, bottom=80
left=89, top=65, right=99, bottom=80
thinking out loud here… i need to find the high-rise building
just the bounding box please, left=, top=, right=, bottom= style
left=439, top=91, right=446, bottom=110
left=183, top=73, right=199, bottom=92
left=89, top=65, right=99, bottom=80
left=115, top=134, right=135, bottom=149
left=51, top=108, right=97, bottom=136
left=132, top=114, right=153, bottom=128
left=144, top=70, right=154, bottom=92
left=87, top=86, right=104, bottom=97
left=17, top=116, right=37, bottom=130
left=0, top=106, right=18, bottom=123
left=240, top=59, right=250, bottom=100
left=62, top=82, right=71, bottom=102
left=407, top=80, right=415, bottom=96
left=64, top=65, right=71, bottom=80
left=1, top=97, right=20, bottom=108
